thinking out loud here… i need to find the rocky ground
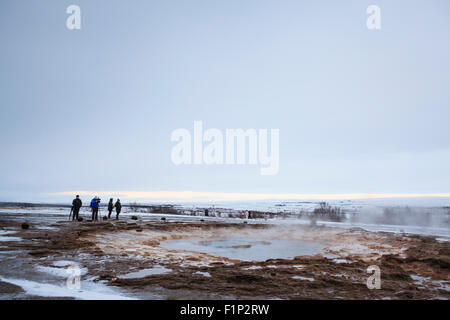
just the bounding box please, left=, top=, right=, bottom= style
left=0, top=210, right=449, bottom=300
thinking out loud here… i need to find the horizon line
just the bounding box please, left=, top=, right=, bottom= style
left=51, top=191, right=450, bottom=201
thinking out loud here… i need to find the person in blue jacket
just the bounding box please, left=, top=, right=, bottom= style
left=90, top=196, right=101, bottom=221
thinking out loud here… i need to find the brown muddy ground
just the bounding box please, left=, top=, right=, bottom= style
left=0, top=212, right=449, bottom=299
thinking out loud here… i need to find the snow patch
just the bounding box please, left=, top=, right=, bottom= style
left=333, top=259, right=351, bottom=264
left=0, top=276, right=135, bottom=300
left=0, top=236, right=22, bottom=242
left=292, top=275, right=314, bottom=281
left=35, top=265, right=87, bottom=277
left=194, top=271, right=211, bottom=277
left=52, top=260, right=80, bottom=267
left=243, top=266, right=262, bottom=270
left=118, top=266, right=172, bottom=279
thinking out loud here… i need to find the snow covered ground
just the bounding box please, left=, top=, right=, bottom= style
left=0, top=275, right=136, bottom=300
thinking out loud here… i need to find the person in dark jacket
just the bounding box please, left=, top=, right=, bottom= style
left=72, top=195, right=82, bottom=221
left=107, top=198, right=114, bottom=219
left=90, top=196, right=100, bottom=221
left=114, top=199, right=122, bottom=220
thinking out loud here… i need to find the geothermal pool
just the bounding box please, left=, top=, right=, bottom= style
left=160, top=238, right=336, bottom=261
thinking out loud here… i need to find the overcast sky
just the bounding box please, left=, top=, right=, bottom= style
left=1, top=0, right=449, bottom=202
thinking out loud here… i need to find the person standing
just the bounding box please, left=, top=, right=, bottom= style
left=245, top=210, right=249, bottom=219
left=114, top=199, right=122, bottom=220
left=90, top=196, right=100, bottom=221
left=107, top=198, right=114, bottom=219
left=72, top=195, right=82, bottom=221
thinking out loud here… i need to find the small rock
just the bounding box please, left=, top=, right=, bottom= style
left=77, top=217, right=83, bottom=222
left=21, top=223, right=29, bottom=230
left=200, top=219, right=204, bottom=222
left=131, top=216, right=138, bottom=220
left=103, top=216, right=108, bottom=220
left=161, top=217, right=166, bottom=221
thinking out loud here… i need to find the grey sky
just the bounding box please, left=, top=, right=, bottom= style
left=0, top=0, right=449, bottom=202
